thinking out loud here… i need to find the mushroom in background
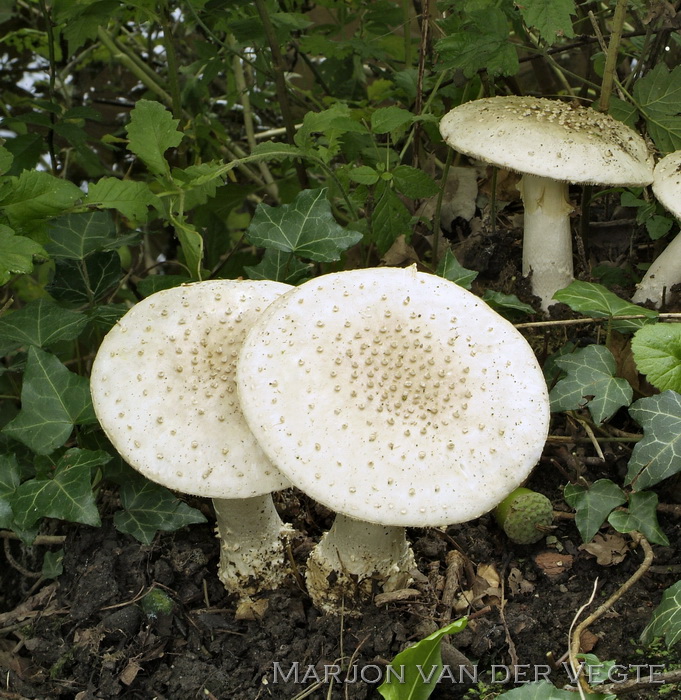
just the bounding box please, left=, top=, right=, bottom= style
left=237, top=266, right=551, bottom=614
left=439, top=96, right=654, bottom=311
left=632, top=150, right=681, bottom=308
left=90, top=279, right=294, bottom=600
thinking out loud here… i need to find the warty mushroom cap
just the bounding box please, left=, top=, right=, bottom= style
left=237, top=266, right=550, bottom=527
left=439, top=95, right=653, bottom=186
left=90, top=279, right=292, bottom=499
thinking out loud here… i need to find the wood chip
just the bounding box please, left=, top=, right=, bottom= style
left=374, top=588, right=421, bottom=607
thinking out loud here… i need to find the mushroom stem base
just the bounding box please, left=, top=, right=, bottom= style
left=213, top=494, right=294, bottom=598
left=305, top=514, right=416, bottom=615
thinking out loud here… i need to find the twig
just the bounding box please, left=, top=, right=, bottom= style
left=3, top=539, right=41, bottom=579
left=599, top=668, right=681, bottom=695
left=0, top=531, right=66, bottom=545
left=598, top=0, right=629, bottom=112
left=515, top=313, right=681, bottom=329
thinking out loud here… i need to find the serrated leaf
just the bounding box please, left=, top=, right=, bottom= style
left=0, top=170, right=82, bottom=229
left=245, top=249, right=312, bottom=285
left=564, top=480, right=627, bottom=543
left=48, top=251, right=121, bottom=306
left=553, top=281, right=658, bottom=332
left=10, top=449, right=108, bottom=529
left=627, top=391, right=681, bottom=490
left=436, top=249, right=478, bottom=290
left=0, top=225, right=48, bottom=284
left=634, top=64, right=681, bottom=152
left=246, top=188, right=362, bottom=262
left=372, top=183, right=412, bottom=255
left=45, top=211, right=116, bottom=260
left=172, top=161, right=226, bottom=211
left=0, top=298, right=88, bottom=348
left=0, top=146, right=13, bottom=176
left=631, top=324, right=681, bottom=393
left=126, top=99, right=183, bottom=176
left=608, top=491, right=669, bottom=546
left=56, top=0, right=120, bottom=54
left=86, top=178, right=160, bottom=222
left=377, top=618, right=467, bottom=700
left=250, top=142, right=307, bottom=159
left=549, top=345, right=633, bottom=423
left=371, top=106, right=414, bottom=134
left=391, top=165, right=440, bottom=199
left=518, top=0, right=576, bottom=42
left=641, top=580, right=681, bottom=647
left=2, top=347, right=96, bottom=454
left=114, top=477, right=206, bottom=544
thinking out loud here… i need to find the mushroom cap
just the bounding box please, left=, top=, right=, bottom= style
left=440, top=96, right=653, bottom=187
left=652, top=150, right=681, bottom=218
left=90, top=279, right=292, bottom=499
left=237, top=267, right=550, bottom=528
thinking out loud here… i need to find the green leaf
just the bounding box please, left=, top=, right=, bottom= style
left=245, top=249, right=312, bottom=285
left=0, top=298, right=88, bottom=348
left=377, top=618, right=467, bottom=700
left=627, top=391, right=681, bottom=490
left=48, top=251, right=121, bottom=306
left=0, top=454, right=21, bottom=529
left=45, top=211, right=116, bottom=260
left=0, top=170, right=82, bottom=230
left=0, top=225, right=48, bottom=284
left=496, top=681, right=608, bottom=699
left=564, top=480, right=627, bottom=543
left=549, top=345, right=633, bottom=423
left=246, top=188, right=362, bottom=262
left=633, top=63, right=681, bottom=153
left=2, top=347, right=96, bottom=455
left=641, top=580, right=681, bottom=647
left=10, top=448, right=107, bottom=529
left=436, top=249, right=478, bottom=290
left=646, top=215, right=673, bottom=241
left=171, top=215, right=204, bottom=280
left=631, top=324, right=681, bottom=393
left=482, top=290, right=535, bottom=318
left=553, top=281, right=658, bottom=332
left=518, top=0, right=576, bottom=42
left=0, top=146, right=13, bottom=176
left=348, top=166, right=380, bottom=186
left=391, top=165, right=440, bottom=199
left=55, top=0, right=120, bottom=54
left=371, top=106, right=414, bottom=134
left=86, top=178, right=160, bottom=222
left=172, top=162, right=225, bottom=211
left=114, top=477, right=207, bottom=544
left=371, top=183, right=412, bottom=255
left=126, top=99, right=183, bottom=176
left=42, top=549, right=64, bottom=579
left=608, top=491, right=669, bottom=546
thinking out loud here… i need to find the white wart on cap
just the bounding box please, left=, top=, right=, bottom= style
left=90, top=279, right=294, bottom=599
left=633, top=150, right=681, bottom=307
left=440, top=96, right=654, bottom=310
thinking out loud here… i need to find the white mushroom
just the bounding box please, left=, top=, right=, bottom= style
left=439, top=96, right=654, bottom=311
left=632, top=150, right=681, bottom=307
left=236, top=266, right=550, bottom=613
left=90, top=279, right=294, bottom=598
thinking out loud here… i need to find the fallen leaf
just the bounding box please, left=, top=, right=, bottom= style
left=508, top=567, right=535, bottom=596
left=533, top=552, right=574, bottom=579
left=580, top=533, right=628, bottom=566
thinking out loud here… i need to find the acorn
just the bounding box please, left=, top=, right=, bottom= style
left=495, top=488, right=553, bottom=544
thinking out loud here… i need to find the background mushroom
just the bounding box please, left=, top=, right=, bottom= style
left=236, top=266, right=550, bottom=613
left=90, top=279, right=294, bottom=599
left=439, top=96, right=654, bottom=311
left=632, top=150, right=681, bottom=308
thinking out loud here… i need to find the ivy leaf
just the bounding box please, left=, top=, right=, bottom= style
left=377, top=618, right=467, bottom=699
left=0, top=298, right=88, bottom=348
left=633, top=63, right=681, bottom=153
left=495, top=681, right=607, bottom=699
left=126, top=99, right=183, bottom=177
left=391, top=165, right=440, bottom=199
left=9, top=449, right=108, bottom=529
left=549, top=345, right=633, bottom=423
left=245, top=249, right=312, bottom=285
left=631, top=324, right=681, bottom=393
left=608, top=492, right=669, bottom=546
left=246, top=188, right=362, bottom=262
left=518, top=0, right=576, bottom=42
left=86, top=178, right=160, bottom=222
left=372, top=183, right=412, bottom=255
left=0, top=454, right=21, bottom=529
left=553, top=281, right=658, bottom=332
left=2, top=347, right=96, bottom=455
left=0, top=170, right=82, bottom=230
left=371, top=106, right=414, bottom=134
left=564, top=480, right=627, bottom=543
left=482, top=290, right=535, bottom=319
left=436, top=249, right=478, bottom=290
left=48, top=251, right=121, bottom=306
left=0, top=225, right=48, bottom=284
left=45, top=211, right=116, bottom=260
left=641, top=580, right=681, bottom=647
left=114, top=477, right=207, bottom=544
left=627, top=391, right=681, bottom=491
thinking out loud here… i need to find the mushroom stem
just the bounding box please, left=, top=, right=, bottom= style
left=213, top=494, right=294, bottom=598
left=632, top=232, right=681, bottom=308
left=518, top=174, right=575, bottom=311
left=305, top=514, right=416, bottom=614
